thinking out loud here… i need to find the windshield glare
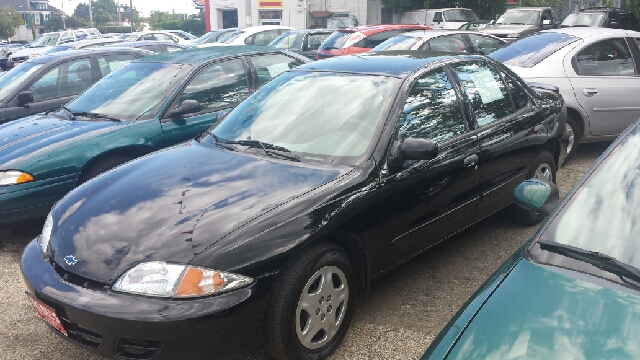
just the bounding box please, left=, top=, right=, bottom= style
left=372, top=35, right=422, bottom=51
left=489, top=32, right=578, bottom=68
left=66, top=62, right=190, bottom=121
left=444, top=9, right=477, bottom=22
left=270, top=32, right=299, bottom=49
left=0, top=62, right=43, bottom=100
left=212, top=71, right=397, bottom=164
left=543, top=125, right=640, bottom=270
left=561, top=13, right=606, bottom=27
left=497, top=10, right=540, bottom=25
left=31, top=33, right=59, bottom=47
left=219, top=30, right=244, bottom=43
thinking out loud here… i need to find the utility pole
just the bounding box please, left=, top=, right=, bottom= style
left=26, top=0, right=36, bottom=39
left=117, top=0, right=121, bottom=23
left=130, top=0, right=134, bottom=33
left=89, top=0, right=93, bottom=27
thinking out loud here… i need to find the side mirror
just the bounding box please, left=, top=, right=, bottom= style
left=513, top=179, right=560, bottom=216
left=399, top=137, right=438, bottom=161
left=609, top=21, right=620, bottom=28
left=17, top=90, right=34, bottom=105
left=165, top=99, right=202, bottom=118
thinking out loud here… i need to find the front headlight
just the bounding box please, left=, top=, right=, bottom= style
left=112, top=261, right=253, bottom=298
left=507, top=33, right=520, bottom=38
left=0, top=170, right=34, bottom=186
left=41, top=212, right=53, bottom=254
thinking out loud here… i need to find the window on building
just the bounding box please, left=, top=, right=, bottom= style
left=259, top=10, right=282, bottom=20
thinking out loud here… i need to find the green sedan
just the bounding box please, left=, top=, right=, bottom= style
left=423, top=117, right=640, bottom=359
left=0, top=46, right=308, bottom=223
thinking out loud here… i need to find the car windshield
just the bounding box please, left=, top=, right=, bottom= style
left=444, top=9, right=477, bottom=22
left=124, top=34, right=139, bottom=41
left=212, top=71, right=397, bottom=165
left=541, top=125, right=640, bottom=271
left=218, top=30, right=244, bottom=43
left=489, top=32, right=578, bottom=68
left=31, top=33, right=59, bottom=47
left=0, top=62, right=43, bottom=100
left=326, top=18, right=358, bottom=28
left=192, top=32, right=217, bottom=44
left=65, top=62, right=191, bottom=121
left=270, top=32, right=299, bottom=49
left=371, top=35, right=422, bottom=51
left=560, top=13, right=606, bottom=27
left=320, top=31, right=353, bottom=50
left=496, top=10, right=540, bottom=25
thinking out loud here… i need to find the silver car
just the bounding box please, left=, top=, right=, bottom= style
left=369, top=30, right=506, bottom=55
left=490, top=27, right=640, bottom=161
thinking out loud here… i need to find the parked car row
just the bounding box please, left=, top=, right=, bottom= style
left=3, top=15, right=640, bottom=360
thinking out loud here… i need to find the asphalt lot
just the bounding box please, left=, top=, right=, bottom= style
left=0, top=142, right=610, bottom=360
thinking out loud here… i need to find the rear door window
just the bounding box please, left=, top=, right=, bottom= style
left=574, top=38, right=636, bottom=75
left=97, top=54, right=137, bottom=77
left=451, top=61, right=512, bottom=127
left=248, top=54, right=305, bottom=85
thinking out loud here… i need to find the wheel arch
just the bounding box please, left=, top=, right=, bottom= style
left=77, top=145, right=156, bottom=185
left=566, top=106, right=585, bottom=137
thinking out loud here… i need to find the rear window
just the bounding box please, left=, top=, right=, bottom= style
left=371, top=35, right=422, bottom=51
left=444, top=9, right=477, bottom=22
left=560, top=12, right=606, bottom=27
left=489, top=32, right=579, bottom=68
left=320, top=31, right=353, bottom=50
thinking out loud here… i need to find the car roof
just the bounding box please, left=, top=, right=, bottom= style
left=543, top=27, right=640, bottom=38
left=402, top=29, right=499, bottom=38
left=285, top=29, right=337, bottom=34
left=31, top=47, right=149, bottom=63
left=339, top=24, right=432, bottom=35
left=507, top=7, right=550, bottom=10
left=56, top=38, right=123, bottom=48
left=107, top=40, right=189, bottom=47
left=296, top=52, right=480, bottom=77
left=136, top=45, right=287, bottom=64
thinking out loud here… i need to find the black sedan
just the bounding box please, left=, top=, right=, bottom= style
left=0, top=48, right=150, bottom=125
left=21, top=53, right=567, bottom=360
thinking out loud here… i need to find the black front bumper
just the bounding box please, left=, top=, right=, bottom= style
left=21, top=239, right=272, bottom=360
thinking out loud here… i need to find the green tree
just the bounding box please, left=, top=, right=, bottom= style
left=73, top=0, right=139, bottom=26
left=629, top=0, right=640, bottom=22
left=46, top=12, right=63, bottom=31
left=0, top=6, right=24, bottom=40
left=74, top=3, right=90, bottom=22
left=521, top=0, right=562, bottom=7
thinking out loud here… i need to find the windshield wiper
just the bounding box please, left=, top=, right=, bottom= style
left=537, top=239, right=640, bottom=287
left=224, top=140, right=300, bottom=162
left=507, top=22, right=526, bottom=25
left=71, top=112, right=122, bottom=122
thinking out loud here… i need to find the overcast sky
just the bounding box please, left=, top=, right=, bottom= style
left=52, top=0, right=201, bottom=18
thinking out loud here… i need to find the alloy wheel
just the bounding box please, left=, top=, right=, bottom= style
left=566, top=122, right=575, bottom=155
left=295, top=266, right=349, bottom=350
left=534, top=162, right=553, bottom=182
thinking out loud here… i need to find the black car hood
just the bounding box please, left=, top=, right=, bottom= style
left=49, top=141, right=352, bottom=284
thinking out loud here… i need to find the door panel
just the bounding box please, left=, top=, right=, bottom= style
left=160, top=58, right=250, bottom=145
left=568, top=38, right=640, bottom=136
left=373, top=67, right=480, bottom=274
left=450, top=61, right=544, bottom=220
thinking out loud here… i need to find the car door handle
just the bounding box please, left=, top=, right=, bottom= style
left=464, top=154, right=479, bottom=167
left=582, top=88, right=599, bottom=97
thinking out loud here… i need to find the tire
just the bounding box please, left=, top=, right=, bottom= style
left=510, top=151, right=557, bottom=226
left=265, top=242, right=356, bottom=360
left=78, top=156, right=132, bottom=184
left=563, top=114, right=581, bottom=165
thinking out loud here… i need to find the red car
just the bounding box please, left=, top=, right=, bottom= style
left=316, top=24, right=432, bottom=59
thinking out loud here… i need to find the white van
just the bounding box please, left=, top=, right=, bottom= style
left=400, top=8, right=478, bottom=29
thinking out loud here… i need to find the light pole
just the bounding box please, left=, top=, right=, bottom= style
left=60, top=0, right=71, bottom=29
left=26, top=0, right=36, bottom=39
left=130, top=0, right=134, bottom=33
left=89, top=0, right=93, bottom=27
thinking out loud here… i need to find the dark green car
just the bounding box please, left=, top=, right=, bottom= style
left=0, top=46, right=308, bottom=223
left=423, top=118, right=640, bottom=359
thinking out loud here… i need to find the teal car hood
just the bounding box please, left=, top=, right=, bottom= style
left=0, top=114, right=123, bottom=168
left=446, top=259, right=640, bottom=359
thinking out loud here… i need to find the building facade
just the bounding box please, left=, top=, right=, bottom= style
left=0, top=0, right=56, bottom=42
